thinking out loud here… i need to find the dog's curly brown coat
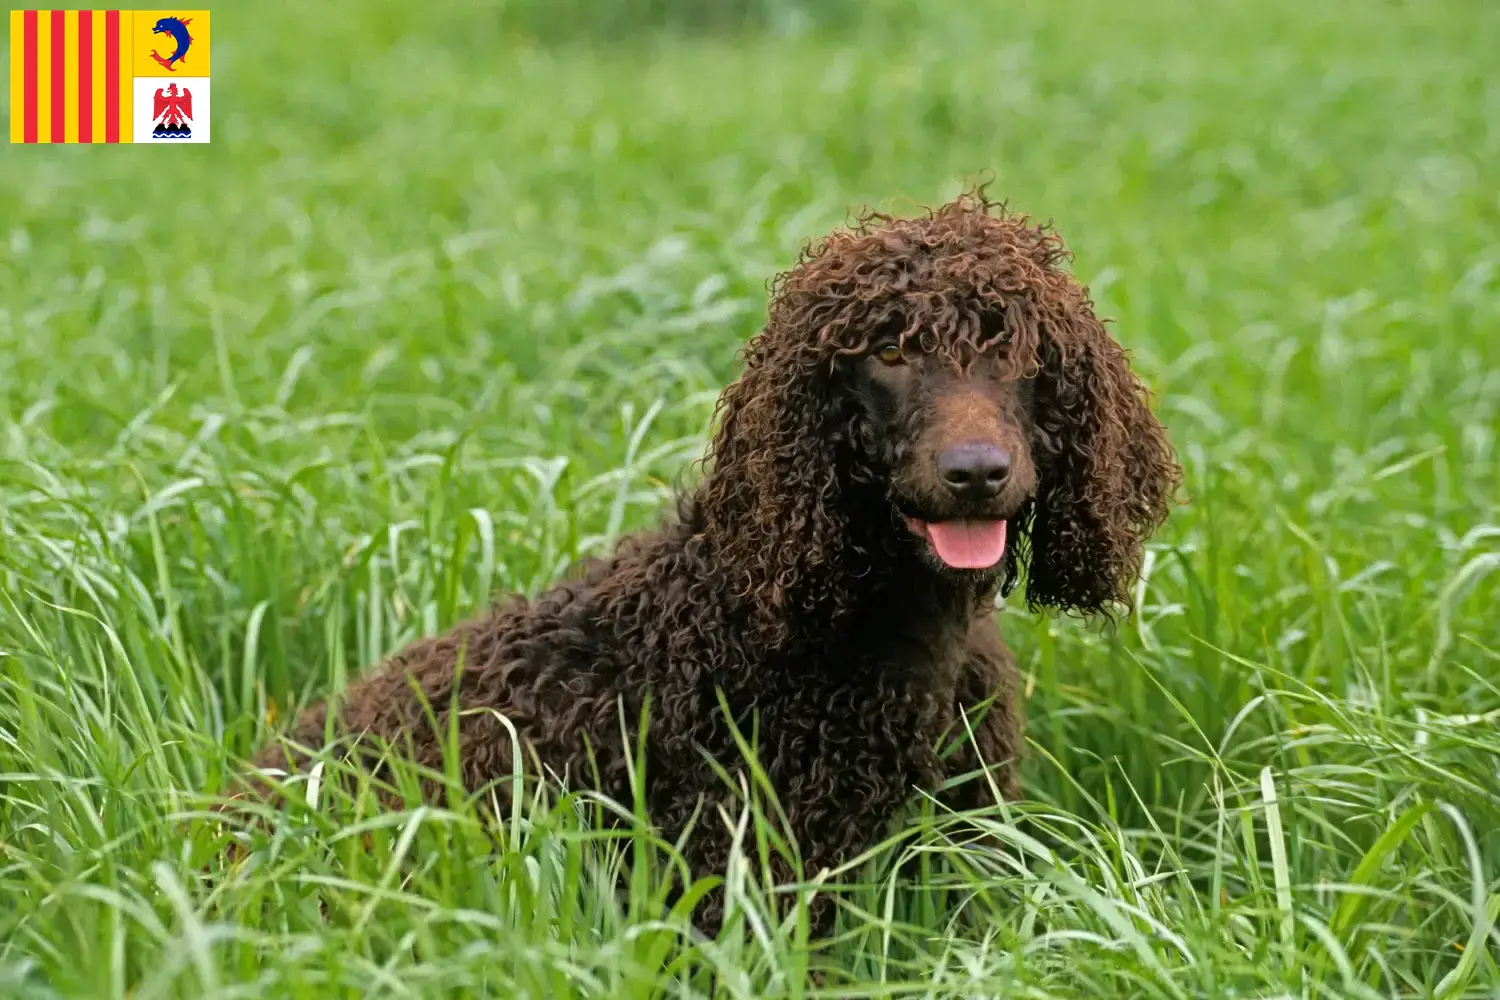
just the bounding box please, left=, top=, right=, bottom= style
left=243, top=190, right=1182, bottom=932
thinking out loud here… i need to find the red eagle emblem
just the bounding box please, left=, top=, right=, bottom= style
left=151, top=82, right=194, bottom=139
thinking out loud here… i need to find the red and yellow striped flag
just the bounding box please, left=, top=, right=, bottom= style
left=10, top=10, right=131, bottom=142
left=10, top=10, right=211, bottom=144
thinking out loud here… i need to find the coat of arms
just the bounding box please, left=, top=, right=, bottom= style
left=151, top=82, right=194, bottom=139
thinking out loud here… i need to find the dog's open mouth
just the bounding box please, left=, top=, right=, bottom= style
left=902, top=516, right=1007, bottom=570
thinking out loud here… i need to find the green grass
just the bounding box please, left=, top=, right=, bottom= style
left=3, top=0, right=1499, bottom=995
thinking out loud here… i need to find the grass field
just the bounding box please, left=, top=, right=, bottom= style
left=3, top=0, right=1499, bottom=995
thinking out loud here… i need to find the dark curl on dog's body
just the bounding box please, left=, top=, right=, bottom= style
left=246, top=191, right=1181, bottom=931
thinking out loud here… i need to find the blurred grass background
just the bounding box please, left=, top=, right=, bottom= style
left=2, top=0, right=1499, bottom=996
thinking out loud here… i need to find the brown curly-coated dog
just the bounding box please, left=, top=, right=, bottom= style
left=244, top=189, right=1182, bottom=932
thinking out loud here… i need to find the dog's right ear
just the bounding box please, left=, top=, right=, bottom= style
left=697, top=331, right=853, bottom=649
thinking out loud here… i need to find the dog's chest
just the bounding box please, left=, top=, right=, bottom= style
left=752, top=622, right=970, bottom=776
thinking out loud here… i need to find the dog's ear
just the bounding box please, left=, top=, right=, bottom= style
left=1023, top=295, right=1181, bottom=618
left=698, top=332, right=854, bottom=648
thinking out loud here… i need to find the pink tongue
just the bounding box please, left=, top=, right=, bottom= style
left=924, top=519, right=1008, bottom=569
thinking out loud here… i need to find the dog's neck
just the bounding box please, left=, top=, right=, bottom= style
left=779, top=512, right=998, bottom=658
left=678, top=481, right=1000, bottom=657
left=844, top=544, right=994, bottom=627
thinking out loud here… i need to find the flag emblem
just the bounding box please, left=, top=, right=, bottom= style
left=146, top=14, right=191, bottom=71
left=9, top=9, right=211, bottom=144
left=150, top=79, right=190, bottom=137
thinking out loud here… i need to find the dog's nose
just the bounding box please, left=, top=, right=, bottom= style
left=938, top=443, right=1011, bottom=499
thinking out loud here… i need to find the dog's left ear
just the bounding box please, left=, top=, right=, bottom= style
left=1023, top=293, right=1182, bottom=618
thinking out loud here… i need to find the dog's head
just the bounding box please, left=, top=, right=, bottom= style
left=848, top=332, right=1037, bottom=577
left=699, top=190, right=1181, bottom=644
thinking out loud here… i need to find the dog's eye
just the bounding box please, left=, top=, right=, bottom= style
left=874, top=343, right=904, bottom=365
left=981, top=313, right=1014, bottom=347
